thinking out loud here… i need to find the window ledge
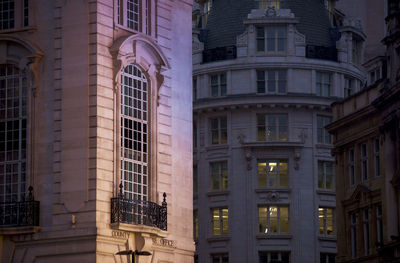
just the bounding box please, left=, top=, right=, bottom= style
left=110, top=223, right=168, bottom=238
left=256, top=234, right=292, bottom=239
left=315, top=143, right=333, bottom=149
left=0, top=26, right=36, bottom=34
left=318, top=235, right=336, bottom=241
left=207, top=235, right=230, bottom=242
left=316, top=189, right=336, bottom=195
left=242, top=141, right=303, bottom=148
left=207, top=190, right=230, bottom=197
left=205, top=144, right=229, bottom=151
left=255, top=188, right=291, bottom=193
left=0, top=226, right=40, bottom=235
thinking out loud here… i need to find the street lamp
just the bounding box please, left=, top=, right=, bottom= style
left=116, top=249, right=152, bottom=263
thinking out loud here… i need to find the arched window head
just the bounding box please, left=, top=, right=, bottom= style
left=120, top=64, right=148, bottom=201
left=0, top=64, right=27, bottom=203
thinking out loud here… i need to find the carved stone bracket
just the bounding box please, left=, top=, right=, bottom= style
left=294, top=150, right=301, bottom=170
left=236, top=31, right=248, bottom=47
left=266, top=191, right=280, bottom=202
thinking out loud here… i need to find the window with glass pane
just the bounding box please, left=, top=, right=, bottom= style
left=259, top=251, right=290, bottom=263
left=349, top=149, right=355, bottom=186
left=210, top=73, right=227, bottom=97
left=120, top=64, right=148, bottom=201
left=363, top=208, right=370, bottom=255
left=318, top=161, right=334, bottom=190
left=118, top=0, right=150, bottom=34
left=201, top=0, right=212, bottom=28
left=317, top=115, right=332, bottom=144
left=194, top=209, right=199, bottom=239
left=256, top=0, right=281, bottom=9
left=210, top=161, right=228, bottom=191
left=210, top=116, right=227, bottom=145
left=318, top=207, right=334, bottom=236
left=193, top=76, right=197, bottom=100
left=350, top=212, right=357, bottom=258
left=0, top=65, right=27, bottom=204
left=0, top=0, right=15, bottom=30
left=258, top=205, right=289, bottom=234
left=376, top=205, right=383, bottom=244
left=374, top=138, right=380, bottom=177
left=212, top=253, right=229, bottom=263
left=258, top=160, right=288, bottom=188
left=360, top=143, right=368, bottom=181
left=320, top=253, right=336, bottom=263
left=316, top=72, right=331, bottom=97
left=212, top=207, right=229, bottom=235
left=256, top=70, right=286, bottom=93
left=256, top=26, right=286, bottom=53
left=344, top=77, right=353, bottom=98
left=257, top=114, right=288, bottom=142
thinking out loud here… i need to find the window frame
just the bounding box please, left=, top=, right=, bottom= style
left=317, top=115, right=332, bottom=144
left=0, top=0, right=31, bottom=31
left=363, top=208, right=370, bottom=256
left=259, top=251, right=290, bottom=263
left=258, top=205, right=289, bottom=234
left=376, top=205, right=383, bottom=244
left=320, top=253, right=336, bottom=263
left=257, top=113, right=288, bottom=142
left=256, top=0, right=282, bottom=9
left=211, top=207, right=229, bottom=236
left=210, top=161, right=228, bottom=191
left=344, top=77, right=353, bottom=98
left=318, top=207, right=335, bottom=236
left=257, top=159, right=289, bottom=188
left=316, top=72, right=331, bottom=97
left=350, top=212, right=358, bottom=258
left=116, top=0, right=153, bottom=35
left=318, top=160, right=334, bottom=191
left=211, top=253, right=229, bottom=263
left=209, top=116, right=228, bottom=145
left=256, top=26, right=287, bottom=54
left=256, top=69, right=287, bottom=94
left=374, top=138, right=380, bottom=177
left=210, top=73, right=227, bottom=97
left=349, top=148, right=355, bottom=186
left=360, top=143, right=368, bottom=181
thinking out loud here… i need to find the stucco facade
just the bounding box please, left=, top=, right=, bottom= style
left=192, top=1, right=365, bottom=262
left=0, top=0, right=194, bottom=262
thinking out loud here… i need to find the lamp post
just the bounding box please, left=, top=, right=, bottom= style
left=116, top=249, right=152, bottom=263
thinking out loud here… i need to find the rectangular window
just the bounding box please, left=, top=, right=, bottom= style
left=194, top=209, right=199, bottom=239
left=317, top=115, right=332, bottom=144
left=256, top=26, right=286, bottom=53
left=210, top=161, right=228, bottom=191
left=257, top=114, right=288, bottom=142
left=344, top=77, right=353, bottom=98
left=212, top=207, right=229, bottom=236
left=22, top=0, right=28, bottom=27
left=193, top=165, right=198, bottom=195
left=256, top=0, right=281, bottom=9
left=318, top=207, right=334, bottom=236
left=258, top=205, right=289, bottom=234
left=257, top=159, right=288, bottom=188
left=118, top=0, right=150, bottom=34
left=374, top=138, right=380, bottom=177
left=212, top=253, right=229, bottom=263
left=257, top=70, right=287, bottom=93
left=316, top=72, right=331, bottom=97
left=320, top=253, right=336, bottom=263
left=201, top=0, right=212, bottom=28
left=376, top=205, right=383, bottom=244
left=318, top=161, right=334, bottom=190
left=349, top=149, right=355, bottom=186
left=350, top=212, right=357, bottom=258
left=361, top=143, right=368, bottom=181
left=259, top=251, right=290, bottom=263
left=210, top=73, right=227, bottom=97
left=0, top=0, right=15, bottom=30
left=210, top=116, right=227, bottom=145
left=363, top=208, right=370, bottom=255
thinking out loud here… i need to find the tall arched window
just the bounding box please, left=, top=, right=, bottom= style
left=120, top=64, right=148, bottom=201
left=0, top=64, right=27, bottom=203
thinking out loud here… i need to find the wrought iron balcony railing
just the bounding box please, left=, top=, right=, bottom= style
left=0, top=186, right=40, bottom=227
left=203, top=46, right=237, bottom=63
left=111, top=184, right=167, bottom=231
left=306, top=45, right=338, bottom=62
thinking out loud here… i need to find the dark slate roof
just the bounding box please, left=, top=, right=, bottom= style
left=204, top=0, right=333, bottom=49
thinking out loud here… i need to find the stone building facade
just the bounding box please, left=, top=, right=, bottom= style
left=0, top=0, right=194, bottom=262
left=192, top=0, right=365, bottom=262
left=326, top=1, right=400, bottom=262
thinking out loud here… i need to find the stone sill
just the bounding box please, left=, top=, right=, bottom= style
left=206, top=235, right=230, bottom=242
left=243, top=141, right=303, bottom=148
left=0, top=226, right=40, bottom=235
left=205, top=144, right=229, bottom=151
left=110, top=223, right=168, bottom=238
left=315, top=143, right=334, bottom=149
left=256, top=234, right=292, bottom=239
left=0, top=26, right=36, bottom=34
left=206, top=190, right=230, bottom=197
left=255, top=188, right=291, bottom=193
left=316, top=189, right=336, bottom=196
left=318, top=235, right=336, bottom=241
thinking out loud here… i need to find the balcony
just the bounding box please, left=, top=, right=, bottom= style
left=111, top=185, right=167, bottom=231
left=203, top=46, right=237, bottom=63
left=0, top=187, right=40, bottom=228
left=306, top=45, right=338, bottom=62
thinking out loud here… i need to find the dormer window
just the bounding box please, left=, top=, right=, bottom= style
left=117, top=0, right=151, bottom=34
left=256, top=26, right=286, bottom=53
left=256, top=0, right=281, bottom=9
